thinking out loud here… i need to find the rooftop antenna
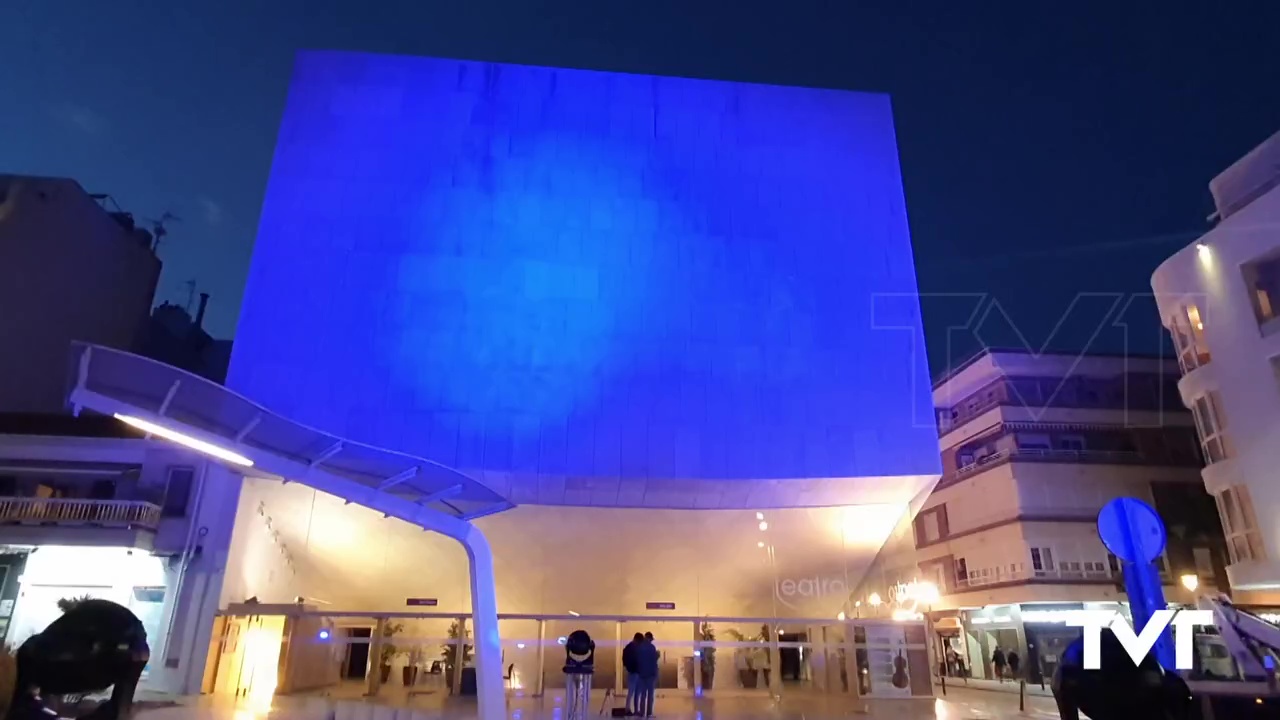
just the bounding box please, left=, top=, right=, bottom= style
left=182, top=279, right=197, bottom=314
left=147, top=211, right=181, bottom=252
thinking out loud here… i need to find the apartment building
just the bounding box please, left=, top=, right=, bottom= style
left=0, top=413, right=235, bottom=691
left=0, top=175, right=160, bottom=413
left=857, top=349, right=1227, bottom=684
left=1151, top=128, right=1280, bottom=602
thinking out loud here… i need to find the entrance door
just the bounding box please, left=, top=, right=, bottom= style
left=344, top=628, right=372, bottom=679
left=778, top=632, right=807, bottom=682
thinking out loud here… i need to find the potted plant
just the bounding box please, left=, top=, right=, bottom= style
left=379, top=621, right=403, bottom=684
left=755, top=624, right=773, bottom=688
left=441, top=620, right=473, bottom=694
left=403, top=647, right=422, bottom=686
left=725, top=629, right=756, bottom=688
left=698, top=622, right=716, bottom=690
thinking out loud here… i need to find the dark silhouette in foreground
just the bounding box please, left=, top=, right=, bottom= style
left=6, top=600, right=149, bottom=720
left=1051, top=628, right=1193, bottom=720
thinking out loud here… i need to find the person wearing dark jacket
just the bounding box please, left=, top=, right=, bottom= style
left=621, top=632, right=644, bottom=715
left=635, top=632, right=660, bottom=718
left=992, top=646, right=1007, bottom=682
left=1052, top=628, right=1193, bottom=720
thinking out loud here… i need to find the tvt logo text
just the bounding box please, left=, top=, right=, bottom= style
left=1067, top=609, right=1214, bottom=670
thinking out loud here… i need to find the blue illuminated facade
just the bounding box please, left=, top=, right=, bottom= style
left=231, top=52, right=939, bottom=505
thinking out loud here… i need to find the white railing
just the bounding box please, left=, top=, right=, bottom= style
left=953, top=565, right=1114, bottom=590
left=950, top=563, right=1171, bottom=592
left=954, top=447, right=1144, bottom=479
left=0, top=498, right=162, bottom=529
left=936, top=506, right=1102, bottom=539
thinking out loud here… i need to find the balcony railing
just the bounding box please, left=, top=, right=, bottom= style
left=948, top=563, right=1172, bottom=593
left=952, top=447, right=1145, bottom=480
left=0, top=498, right=162, bottom=530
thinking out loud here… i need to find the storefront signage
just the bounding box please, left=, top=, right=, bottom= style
left=887, top=579, right=939, bottom=620
left=1021, top=610, right=1080, bottom=624
left=645, top=602, right=676, bottom=610
left=405, top=598, right=438, bottom=607
left=969, top=615, right=1012, bottom=625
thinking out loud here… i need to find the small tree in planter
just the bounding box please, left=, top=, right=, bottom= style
left=724, top=629, right=755, bottom=688
left=379, top=621, right=403, bottom=684
left=441, top=620, right=473, bottom=693
left=698, top=622, right=716, bottom=690
left=403, top=647, right=423, bottom=686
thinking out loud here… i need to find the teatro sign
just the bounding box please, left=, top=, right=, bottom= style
left=775, top=576, right=848, bottom=610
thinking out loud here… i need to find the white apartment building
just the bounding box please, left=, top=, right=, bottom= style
left=1152, top=128, right=1280, bottom=601
left=0, top=417, right=240, bottom=695
left=857, top=349, right=1226, bottom=684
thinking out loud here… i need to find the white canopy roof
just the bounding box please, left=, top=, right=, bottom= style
left=66, top=342, right=514, bottom=521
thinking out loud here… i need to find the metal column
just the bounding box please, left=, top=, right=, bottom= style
left=615, top=622, right=624, bottom=695
left=692, top=621, right=702, bottom=693
left=366, top=618, right=387, bottom=697
left=536, top=619, right=547, bottom=697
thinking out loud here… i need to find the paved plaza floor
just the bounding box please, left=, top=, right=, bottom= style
left=135, top=687, right=1065, bottom=720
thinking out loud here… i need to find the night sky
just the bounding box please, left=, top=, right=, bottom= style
left=4, top=1, right=1279, bottom=375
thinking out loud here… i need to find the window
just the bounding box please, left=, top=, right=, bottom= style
left=955, top=557, right=969, bottom=587
left=161, top=467, right=195, bottom=517
left=1107, top=553, right=1120, bottom=575
left=914, top=506, right=947, bottom=546
left=1241, top=252, right=1280, bottom=327
left=1057, top=434, right=1086, bottom=452
left=1017, top=433, right=1052, bottom=450
left=1193, top=547, right=1214, bottom=577
left=1217, top=486, right=1265, bottom=564
left=1030, top=547, right=1055, bottom=575
left=1190, top=391, right=1231, bottom=464
left=1170, top=304, right=1211, bottom=372
left=921, top=512, right=940, bottom=544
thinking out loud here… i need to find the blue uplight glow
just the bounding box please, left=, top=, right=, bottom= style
left=230, top=52, right=939, bottom=490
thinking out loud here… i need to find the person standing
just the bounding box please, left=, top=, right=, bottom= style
left=991, top=646, right=1007, bottom=683
left=1006, top=649, right=1021, bottom=680
left=622, top=632, right=643, bottom=716
left=636, top=632, right=659, bottom=718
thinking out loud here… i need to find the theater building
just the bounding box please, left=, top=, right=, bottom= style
left=66, top=52, right=943, bottom=710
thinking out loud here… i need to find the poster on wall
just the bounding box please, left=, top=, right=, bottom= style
left=863, top=624, right=912, bottom=697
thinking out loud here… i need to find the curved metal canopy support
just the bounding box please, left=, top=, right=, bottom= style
left=66, top=343, right=509, bottom=719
